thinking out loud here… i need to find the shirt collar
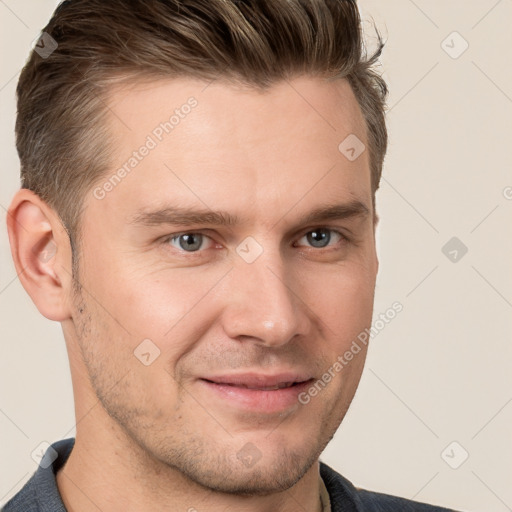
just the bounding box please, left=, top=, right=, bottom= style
left=319, top=472, right=332, bottom=512
left=21, top=438, right=352, bottom=512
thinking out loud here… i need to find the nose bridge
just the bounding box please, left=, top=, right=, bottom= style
left=222, top=242, right=310, bottom=346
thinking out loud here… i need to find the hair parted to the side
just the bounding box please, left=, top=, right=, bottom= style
left=16, top=0, right=388, bottom=273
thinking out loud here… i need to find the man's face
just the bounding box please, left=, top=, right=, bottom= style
left=67, top=76, right=378, bottom=494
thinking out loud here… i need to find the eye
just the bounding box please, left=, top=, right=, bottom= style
left=161, top=227, right=348, bottom=255
left=296, top=228, right=346, bottom=249
left=166, top=232, right=214, bottom=252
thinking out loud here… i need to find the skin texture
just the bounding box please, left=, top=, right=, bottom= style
left=7, top=75, right=378, bottom=512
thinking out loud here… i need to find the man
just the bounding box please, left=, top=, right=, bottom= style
left=3, top=0, right=462, bottom=511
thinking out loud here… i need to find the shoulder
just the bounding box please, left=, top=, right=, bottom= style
left=2, top=473, right=39, bottom=512
left=2, top=438, right=74, bottom=512
left=355, top=489, right=459, bottom=512
left=319, top=461, right=461, bottom=512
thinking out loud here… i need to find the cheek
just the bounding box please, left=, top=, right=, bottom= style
left=76, top=292, right=182, bottom=415
left=302, top=261, right=376, bottom=346
left=78, top=223, right=213, bottom=340
left=92, top=264, right=223, bottom=351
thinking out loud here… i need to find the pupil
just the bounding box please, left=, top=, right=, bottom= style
left=308, top=229, right=330, bottom=248
left=179, top=234, right=202, bottom=251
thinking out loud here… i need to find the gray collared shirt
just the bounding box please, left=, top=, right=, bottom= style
left=2, top=438, right=462, bottom=512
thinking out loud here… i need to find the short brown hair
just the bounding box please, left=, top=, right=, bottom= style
left=15, top=0, right=388, bottom=268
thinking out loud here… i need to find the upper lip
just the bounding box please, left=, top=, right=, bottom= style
left=201, top=372, right=314, bottom=389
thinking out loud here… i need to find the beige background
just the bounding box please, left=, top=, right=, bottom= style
left=1, top=1, right=511, bottom=511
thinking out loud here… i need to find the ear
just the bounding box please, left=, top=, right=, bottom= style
left=6, top=189, right=74, bottom=322
left=373, top=211, right=380, bottom=275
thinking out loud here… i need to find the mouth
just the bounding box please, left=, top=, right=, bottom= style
left=197, top=373, right=315, bottom=413
left=201, top=379, right=308, bottom=391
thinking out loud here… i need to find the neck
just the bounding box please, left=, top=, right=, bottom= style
left=56, top=410, right=323, bottom=512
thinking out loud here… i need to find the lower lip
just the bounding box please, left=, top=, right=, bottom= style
left=199, top=379, right=314, bottom=413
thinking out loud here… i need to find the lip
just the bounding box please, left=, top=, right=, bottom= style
left=198, top=372, right=315, bottom=413
left=202, top=372, right=312, bottom=389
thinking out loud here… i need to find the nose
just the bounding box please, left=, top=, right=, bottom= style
left=220, top=246, right=312, bottom=348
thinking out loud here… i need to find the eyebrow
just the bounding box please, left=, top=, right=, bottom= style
left=127, top=200, right=370, bottom=229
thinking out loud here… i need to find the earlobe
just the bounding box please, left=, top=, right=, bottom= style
left=6, top=189, right=73, bottom=322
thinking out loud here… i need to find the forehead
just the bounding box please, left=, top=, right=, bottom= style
left=90, top=76, right=370, bottom=229
left=107, top=75, right=366, bottom=149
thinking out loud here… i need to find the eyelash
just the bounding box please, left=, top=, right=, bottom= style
left=161, top=227, right=350, bottom=255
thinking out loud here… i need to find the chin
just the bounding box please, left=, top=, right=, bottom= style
left=179, top=448, right=316, bottom=496
left=150, top=432, right=321, bottom=496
